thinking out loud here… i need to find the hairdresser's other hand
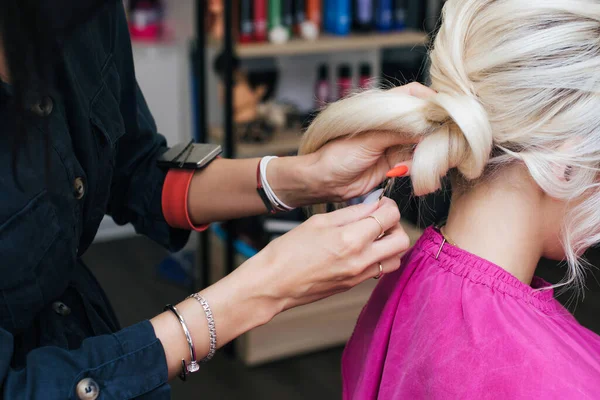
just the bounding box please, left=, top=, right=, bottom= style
left=230, top=198, right=408, bottom=313
left=305, top=82, right=436, bottom=202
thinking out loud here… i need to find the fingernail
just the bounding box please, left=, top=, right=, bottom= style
left=386, top=165, right=409, bottom=178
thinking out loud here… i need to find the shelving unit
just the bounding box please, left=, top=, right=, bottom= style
left=195, top=0, right=433, bottom=364
left=224, top=30, right=428, bottom=58
left=209, top=126, right=303, bottom=158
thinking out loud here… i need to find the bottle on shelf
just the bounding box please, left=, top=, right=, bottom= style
left=324, top=0, right=352, bottom=36
left=239, top=0, right=254, bottom=43
left=268, top=0, right=291, bottom=43
left=359, top=63, right=373, bottom=90
left=293, top=0, right=307, bottom=35
left=375, top=0, right=393, bottom=32
left=324, top=0, right=334, bottom=33
left=254, top=0, right=268, bottom=42
left=330, top=0, right=352, bottom=35
left=392, top=0, right=407, bottom=30
left=353, top=0, right=373, bottom=32
left=282, top=0, right=294, bottom=34
left=306, top=0, right=322, bottom=29
left=315, top=64, right=331, bottom=109
left=269, top=0, right=282, bottom=30
left=337, top=64, right=353, bottom=99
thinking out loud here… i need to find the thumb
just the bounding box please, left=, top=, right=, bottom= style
left=358, top=131, right=422, bottom=153
left=389, top=82, right=437, bottom=99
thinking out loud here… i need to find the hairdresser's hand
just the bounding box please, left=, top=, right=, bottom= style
left=154, top=198, right=407, bottom=379
left=233, top=198, right=408, bottom=313
left=304, top=82, right=436, bottom=202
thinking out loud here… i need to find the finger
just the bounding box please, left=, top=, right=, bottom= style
left=389, top=82, right=437, bottom=99
left=354, top=254, right=403, bottom=283
left=321, top=201, right=379, bottom=227
left=343, top=198, right=400, bottom=244
left=361, top=223, right=411, bottom=266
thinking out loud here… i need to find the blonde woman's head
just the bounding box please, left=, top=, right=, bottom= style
left=300, top=0, right=600, bottom=290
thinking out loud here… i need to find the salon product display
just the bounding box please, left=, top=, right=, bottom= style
left=228, top=0, right=423, bottom=44
left=203, top=0, right=435, bottom=42
left=312, top=62, right=374, bottom=106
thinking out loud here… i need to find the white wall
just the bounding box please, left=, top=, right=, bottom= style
left=132, top=42, right=192, bottom=145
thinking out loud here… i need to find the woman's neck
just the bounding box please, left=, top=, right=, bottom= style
left=443, top=168, right=548, bottom=285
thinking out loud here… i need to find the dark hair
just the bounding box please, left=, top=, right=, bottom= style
left=213, top=51, right=279, bottom=102
left=0, top=0, right=107, bottom=184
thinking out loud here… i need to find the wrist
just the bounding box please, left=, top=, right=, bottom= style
left=207, top=263, right=279, bottom=332
left=267, top=154, right=327, bottom=208
left=233, top=254, right=286, bottom=321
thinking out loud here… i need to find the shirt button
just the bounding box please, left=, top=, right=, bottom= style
left=52, top=301, right=71, bottom=317
left=76, top=378, right=100, bottom=400
left=31, top=96, right=54, bottom=117
left=74, top=178, right=85, bottom=200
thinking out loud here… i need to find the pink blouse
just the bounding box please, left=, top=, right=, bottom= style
left=343, top=227, right=600, bottom=399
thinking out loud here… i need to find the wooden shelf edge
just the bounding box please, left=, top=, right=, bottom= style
left=209, top=30, right=429, bottom=58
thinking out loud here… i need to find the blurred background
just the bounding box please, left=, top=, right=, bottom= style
left=88, top=0, right=600, bottom=398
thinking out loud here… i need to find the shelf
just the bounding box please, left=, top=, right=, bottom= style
left=211, top=30, right=428, bottom=58
left=210, top=126, right=303, bottom=158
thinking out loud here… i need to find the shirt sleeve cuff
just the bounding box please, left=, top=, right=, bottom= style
left=162, top=169, right=209, bottom=232
left=72, top=320, right=170, bottom=399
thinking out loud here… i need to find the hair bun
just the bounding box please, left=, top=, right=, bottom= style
left=411, top=93, right=493, bottom=196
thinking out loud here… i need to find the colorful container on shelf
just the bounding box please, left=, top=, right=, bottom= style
left=375, top=0, right=393, bottom=31
left=234, top=0, right=413, bottom=44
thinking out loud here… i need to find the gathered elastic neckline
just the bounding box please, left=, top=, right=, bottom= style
left=415, top=227, right=559, bottom=313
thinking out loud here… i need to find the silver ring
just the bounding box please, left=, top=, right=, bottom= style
left=367, top=215, right=385, bottom=240
left=373, top=263, right=384, bottom=280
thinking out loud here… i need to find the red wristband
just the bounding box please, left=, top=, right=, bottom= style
left=162, top=169, right=209, bottom=232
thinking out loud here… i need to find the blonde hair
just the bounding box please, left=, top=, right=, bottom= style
left=300, top=0, right=600, bottom=290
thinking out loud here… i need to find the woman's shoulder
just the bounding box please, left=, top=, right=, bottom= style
left=345, top=229, right=600, bottom=397
left=397, top=228, right=600, bottom=362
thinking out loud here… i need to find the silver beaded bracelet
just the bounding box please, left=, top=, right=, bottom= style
left=188, top=293, right=217, bottom=362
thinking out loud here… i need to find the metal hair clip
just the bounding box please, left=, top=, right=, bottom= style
left=378, top=178, right=395, bottom=201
